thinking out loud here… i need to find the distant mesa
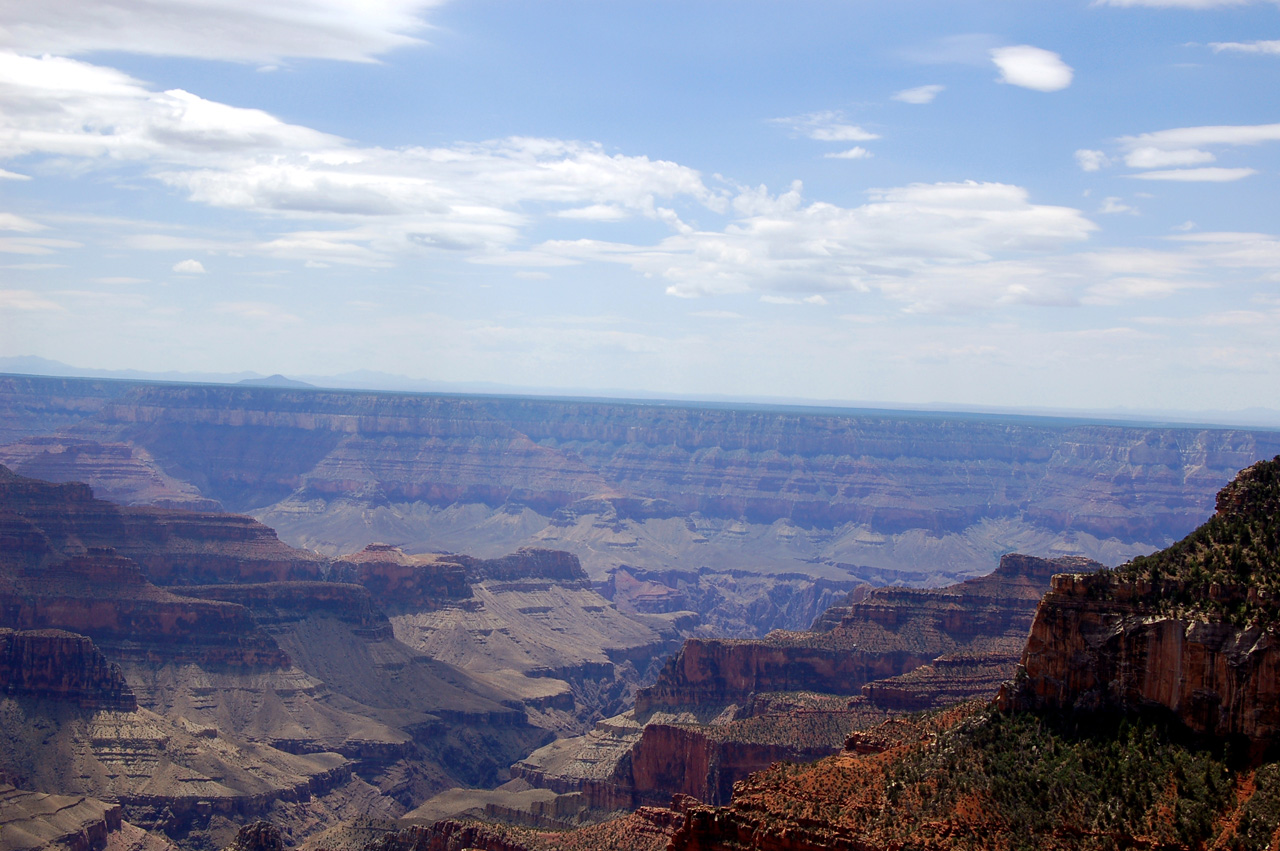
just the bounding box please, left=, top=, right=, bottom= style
left=235, top=374, right=314, bottom=389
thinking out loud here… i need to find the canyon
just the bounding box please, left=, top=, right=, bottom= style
left=4, top=375, right=1278, bottom=618
left=0, top=464, right=672, bottom=849
left=6, top=372, right=1280, bottom=851
left=360, top=457, right=1280, bottom=850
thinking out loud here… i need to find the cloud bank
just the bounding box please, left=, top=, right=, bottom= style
left=0, top=0, right=445, bottom=63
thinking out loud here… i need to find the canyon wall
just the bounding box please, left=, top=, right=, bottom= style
left=0, top=629, right=136, bottom=711
left=4, top=374, right=1278, bottom=591
left=1002, top=572, right=1280, bottom=742
left=636, top=553, right=1099, bottom=712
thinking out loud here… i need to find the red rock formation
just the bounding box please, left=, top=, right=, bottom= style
left=1000, top=571, right=1280, bottom=742
left=637, top=554, right=1100, bottom=713
left=586, top=723, right=839, bottom=809
left=0, top=437, right=221, bottom=511
left=332, top=544, right=470, bottom=609
left=0, top=628, right=136, bottom=710
left=182, top=581, right=393, bottom=636
left=0, top=463, right=324, bottom=588
left=0, top=552, right=289, bottom=668
left=860, top=651, right=1015, bottom=711
left=1000, top=458, right=1280, bottom=744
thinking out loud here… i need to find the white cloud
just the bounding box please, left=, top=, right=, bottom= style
left=539, top=180, right=1099, bottom=310
left=555, top=204, right=630, bottom=221
left=0, top=53, right=722, bottom=266
left=1124, top=147, right=1216, bottom=168
left=0, top=289, right=63, bottom=311
left=990, top=45, right=1074, bottom=92
left=173, top=259, right=207, bottom=274
left=1130, top=167, right=1257, bottom=181
left=1210, top=40, right=1280, bottom=54
left=1100, top=197, right=1137, bottom=214
left=0, top=0, right=444, bottom=64
left=892, top=84, right=945, bottom=104
left=1083, top=121, right=1280, bottom=180
left=0, top=169, right=28, bottom=180
left=1075, top=149, right=1110, bottom=171
left=773, top=111, right=880, bottom=142
left=1121, top=122, right=1280, bottom=149
left=0, top=237, right=80, bottom=254
left=825, top=147, right=873, bottom=160
left=0, top=213, right=46, bottom=233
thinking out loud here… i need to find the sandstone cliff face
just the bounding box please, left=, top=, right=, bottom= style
left=0, top=462, right=324, bottom=588
left=0, top=437, right=221, bottom=512
left=0, top=629, right=135, bottom=711
left=332, top=544, right=470, bottom=609
left=0, top=552, right=289, bottom=668
left=634, top=638, right=926, bottom=714
left=1002, top=572, right=1280, bottom=742
left=1001, top=456, right=1280, bottom=743
left=588, top=722, right=840, bottom=809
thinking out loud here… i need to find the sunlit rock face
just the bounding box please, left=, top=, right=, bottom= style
left=1002, top=456, right=1280, bottom=744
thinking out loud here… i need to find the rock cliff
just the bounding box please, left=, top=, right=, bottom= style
left=1000, top=455, right=1280, bottom=744
left=663, top=458, right=1280, bottom=851
left=0, top=629, right=135, bottom=711
left=5, top=374, right=1278, bottom=589
left=0, top=783, right=175, bottom=851
left=635, top=553, right=1100, bottom=713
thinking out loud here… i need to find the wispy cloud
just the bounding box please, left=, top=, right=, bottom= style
left=825, top=147, right=873, bottom=160
left=0, top=0, right=445, bottom=64
left=1075, top=149, right=1110, bottom=171
left=0, top=289, right=64, bottom=311
left=1210, top=39, right=1280, bottom=54
left=0, top=52, right=724, bottom=267
left=892, top=84, right=945, bottom=104
left=1078, top=121, right=1280, bottom=179
left=1130, top=167, right=1257, bottom=181
left=772, top=111, right=880, bottom=142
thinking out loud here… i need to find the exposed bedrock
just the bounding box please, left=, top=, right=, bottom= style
left=1000, top=571, right=1280, bottom=742
left=331, top=545, right=471, bottom=609
left=0, top=629, right=136, bottom=711
left=589, top=723, right=838, bottom=810
left=636, top=553, right=1101, bottom=713
left=1000, top=457, right=1280, bottom=744
left=0, top=553, right=289, bottom=668
left=0, top=784, right=161, bottom=851
left=4, top=376, right=1278, bottom=551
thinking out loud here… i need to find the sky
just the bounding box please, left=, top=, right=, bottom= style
left=0, top=0, right=1278, bottom=415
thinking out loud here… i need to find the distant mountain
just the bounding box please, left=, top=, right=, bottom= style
left=237, top=373, right=314, bottom=389
left=3, top=354, right=1279, bottom=429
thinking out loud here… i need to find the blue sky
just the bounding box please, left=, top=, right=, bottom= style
left=1, top=0, right=1278, bottom=414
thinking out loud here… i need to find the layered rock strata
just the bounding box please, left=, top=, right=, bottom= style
left=1000, top=456, right=1280, bottom=743
left=636, top=553, right=1100, bottom=712
left=5, top=374, right=1279, bottom=583
left=0, top=629, right=135, bottom=711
